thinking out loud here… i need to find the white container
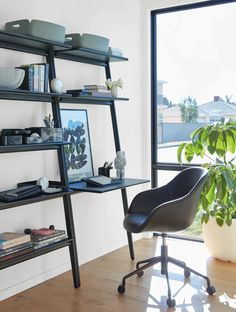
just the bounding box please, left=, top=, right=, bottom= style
left=65, top=33, right=109, bottom=52
left=0, top=67, right=25, bottom=89
left=202, top=216, right=236, bottom=262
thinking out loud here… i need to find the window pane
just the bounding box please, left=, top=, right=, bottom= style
left=156, top=2, right=236, bottom=164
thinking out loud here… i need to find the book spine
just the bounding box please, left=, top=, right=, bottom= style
left=38, top=64, right=45, bottom=93
left=32, top=234, right=68, bottom=245
left=28, top=65, right=34, bottom=92
left=84, top=85, right=108, bottom=90
left=0, top=242, right=32, bottom=257
left=33, top=235, right=68, bottom=249
left=31, top=230, right=66, bottom=242
left=80, top=91, right=112, bottom=97
left=32, top=64, right=39, bottom=92
left=0, top=247, right=34, bottom=262
left=0, top=235, right=31, bottom=250
left=44, top=63, right=49, bottom=93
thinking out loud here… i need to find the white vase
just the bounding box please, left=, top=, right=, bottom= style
left=202, top=216, right=236, bottom=262
left=111, top=86, right=118, bottom=97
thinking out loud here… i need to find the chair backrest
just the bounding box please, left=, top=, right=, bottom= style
left=144, top=167, right=208, bottom=232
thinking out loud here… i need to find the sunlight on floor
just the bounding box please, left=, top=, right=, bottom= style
left=142, top=237, right=236, bottom=311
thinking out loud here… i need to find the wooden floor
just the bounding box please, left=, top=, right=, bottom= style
left=1, top=237, right=236, bottom=312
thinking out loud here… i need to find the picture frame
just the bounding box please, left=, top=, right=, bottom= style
left=60, top=109, right=94, bottom=183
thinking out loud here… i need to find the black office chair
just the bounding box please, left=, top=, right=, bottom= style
left=117, top=167, right=215, bottom=308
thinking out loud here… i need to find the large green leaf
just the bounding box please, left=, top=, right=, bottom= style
left=177, top=143, right=186, bottom=163
left=184, top=144, right=195, bottom=162
left=225, top=129, right=236, bottom=154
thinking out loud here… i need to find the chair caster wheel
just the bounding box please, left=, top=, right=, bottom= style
left=137, top=270, right=144, bottom=277
left=206, top=285, right=216, bottom=295
left=166, top=298, right=176, bottom=307
left=117, top=284, right=125, bottom=294
left=184, top=269, right=191, bottom=277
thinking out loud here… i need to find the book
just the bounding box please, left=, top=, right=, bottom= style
left=80, top=90, right=112, bottom=97
left=0, top=246, right=34, bottom=262
left=33, top=234, right=68, bottom=248
left=0, top=242, right=32, bottom=257
left=67, top=89, right=112, bottom=97
left=38, top=64, right=45, bottom=93
left=32, top=64, right=39, bottom=92
left=0, top=232, right=31, bottom=250
left=84, top=85, right=108, bottom=90
left=31, top=229, right=66, bottom=242
left=17, top=65, right=34, bottom=91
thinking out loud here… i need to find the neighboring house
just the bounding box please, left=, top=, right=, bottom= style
left=198, top=96, right=236, bottom=122
left=160, top=96, right=236, bottom=123
left=160, top=105, right=182, bottom=123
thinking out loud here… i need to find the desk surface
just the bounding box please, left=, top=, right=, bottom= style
left=70, top=178, right=150, bottom=193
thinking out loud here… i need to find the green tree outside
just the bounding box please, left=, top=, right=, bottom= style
left=179, top=96, right=198, bottom=123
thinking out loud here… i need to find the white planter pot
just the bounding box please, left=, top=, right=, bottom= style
left=111, top=86, right=118, bottom=97
left=202, top=216, right=236, bottom=262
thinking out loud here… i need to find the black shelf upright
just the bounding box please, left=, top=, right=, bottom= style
left=105, top=62, right=135, bottom=260
left=46, top=50, right=81, bottom=287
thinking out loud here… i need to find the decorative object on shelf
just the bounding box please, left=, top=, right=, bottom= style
left=65, top=33, right=109, bottom=52
left=105, top=78, right=123, bottom=97
left=114, top=151, right=126, bottom=179
left=50, top=78, right=63, bottom=93
left=36, top=176, right=49, bottom=190
left=5, top=19, right=66, bottom=43
left=0, top=67, right=25, bottom=89
left=98, top=161, right=113, bottom=177
left=60, top=109, right=94, bottom=182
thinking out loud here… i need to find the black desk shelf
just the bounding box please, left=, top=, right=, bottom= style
left=70, top=178, right=149, bottom=194
left=0, top=190, right=70, bottom=211
left=55, top=47, right=128, bottom=67
left=0, top=27, right=144, bottom=293
left=61, top=95, right=129, bottom=105
left=0, top=239, right=72, bottom=270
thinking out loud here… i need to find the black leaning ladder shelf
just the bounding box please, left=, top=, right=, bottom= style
left=52, top=47, right=135, bottom=261
left=0, top=30, right=148, bottom=290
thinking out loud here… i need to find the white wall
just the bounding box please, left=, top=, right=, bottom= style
left=0, top=0, right=147, bottom=300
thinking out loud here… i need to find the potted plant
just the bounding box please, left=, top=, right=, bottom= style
left=177, top=121, right=236, bottom=261
left=105, top=78, right=123, bottom=97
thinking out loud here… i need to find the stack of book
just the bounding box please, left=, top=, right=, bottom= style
left=16, top=63, right=49, bottom=93
left=0, top=232, right=32, bottom=262
left=30, top=228, right=68, bottom=249
left=67, top=85, right=112, bottom=97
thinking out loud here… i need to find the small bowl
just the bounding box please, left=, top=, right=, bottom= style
left=0, top=67, right=25, bottom=89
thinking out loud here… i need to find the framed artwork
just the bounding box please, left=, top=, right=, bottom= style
left=60, top=109, right=94, bottom=183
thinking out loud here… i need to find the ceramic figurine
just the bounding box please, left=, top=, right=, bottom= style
left=50, top=77, right=63, bottom=93
left=114, top=150, right=127, bottom=179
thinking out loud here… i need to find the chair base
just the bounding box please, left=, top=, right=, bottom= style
left=118, top=234, right=216, bottom=307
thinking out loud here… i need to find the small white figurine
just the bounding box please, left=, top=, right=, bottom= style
left=114, top=150, right=127, bottom=179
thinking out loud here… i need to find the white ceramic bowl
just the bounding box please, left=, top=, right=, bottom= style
left=0, top=67, right=25, bottom=89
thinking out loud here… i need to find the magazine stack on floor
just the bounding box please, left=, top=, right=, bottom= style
left=0, top=232, right=32, bottom=262
left=29, top=227, right=68, bottom=249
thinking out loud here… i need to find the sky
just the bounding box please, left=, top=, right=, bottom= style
left=156, top=2, right=236, bottom=105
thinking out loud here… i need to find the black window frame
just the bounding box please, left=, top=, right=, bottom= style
left=151, top=0, right=236, bottom=188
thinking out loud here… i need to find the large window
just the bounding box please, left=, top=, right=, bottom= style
left=151, top=0, right=236, bottom=238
